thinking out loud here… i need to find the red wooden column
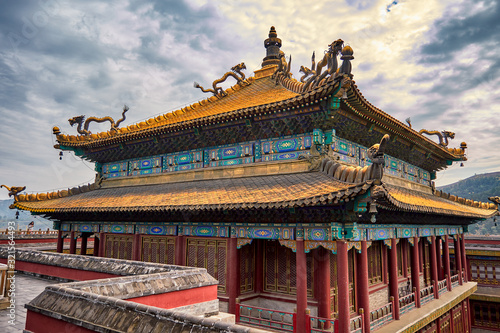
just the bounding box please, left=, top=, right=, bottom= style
left=430, top=236, right=439, bottom=299
left=454, top=236, right=463, bottom=285
left=460, top=235, right=468, bottom=282
left=56, top=230, right=64, bottom=253
left=69, top=231, right=77, bottom=254
left=254, top=240, right=263, bottom=294
left=93, top=234, right=100, bottom=257
left=175, top=235, right=186, bottom=266
left=402, top=239, right=409, bottom=278
left=411, top=236, right=421, bottom=308
left=419, top=239, right=424, bottom=273
left=337, top=240, right=350, bottom=333
left=296, top=237, right=308, bottom=333
left=98, top=232, right=106, bottom=257
left=80, top=233, right=88, bottom=256
left=436, top=237, right=444, bottom=281
left=389, top=239, right=400, bottom=320
left=356, top=241, right=370, bottom=331
left=315, top=247, right=331, bottom=322
left=227, top=235, right=239, bottom=315
left=443, top=235, right=452, bottom=291
left=132, top=233, right=141, bottom=261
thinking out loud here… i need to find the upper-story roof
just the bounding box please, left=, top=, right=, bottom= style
left=52, top=27, right=466, bottom=172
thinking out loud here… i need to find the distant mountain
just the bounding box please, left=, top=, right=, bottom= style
left=438, top=172, right=500, bottom=236
left=0, top=199, right=54, bottom=231
left=438, top=171, right=500, bottom=202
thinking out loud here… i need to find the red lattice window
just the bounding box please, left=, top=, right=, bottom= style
left=348, top=249, right=356, bottom=313
left=105, top=234, right=133, bottom=260
left=330, top=252, right=338, bottom=316
left=368, top=241, right=383, bottom=284
left=264, top=240, right=313, bottom=297
left=141, top=236, right=176, bottom=264
left=186, top=238, right=227, bottom=294
left=239, top=242, right=255, bottom=294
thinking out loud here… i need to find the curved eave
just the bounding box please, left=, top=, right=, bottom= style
left=56, top=80, right=340, bottom=151
left=12, top=172, right=372, bottom=216
left=344, top=84, right=461, bottom=161
left=378, top=184, right=498, bottom=220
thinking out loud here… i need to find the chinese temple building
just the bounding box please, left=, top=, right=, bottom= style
left=7, top=27, right=499, bottom=332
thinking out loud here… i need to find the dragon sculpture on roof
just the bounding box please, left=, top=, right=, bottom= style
left=299, top=39, right=344, bottom=92
left=419, top=129, right=455, bottom=147
left=194, top=63, right=247, bottom=98
left=68, top=105, right=129, bottom=135
left=1, top=185, right=26, bottom=199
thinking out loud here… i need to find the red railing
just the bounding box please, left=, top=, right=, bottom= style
left=350, top=309, right=364, bottom=333
left=369, top=297, right=394, bottom=331
left=450, top=274, right=459, bottom=288
left=399, top=291, right=416, bottom=315
left=307, top=312, right=338, bottom=333
left=236, top=302, right=294, bottom=332
left=437, top=278, right=447, bottom=295
left=420, top=284, right=435, bottom=305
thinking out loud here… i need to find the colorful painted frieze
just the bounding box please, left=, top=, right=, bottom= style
left=102, top=161, right=128, bottom=178
left=101, top=224, right=135, bottom=234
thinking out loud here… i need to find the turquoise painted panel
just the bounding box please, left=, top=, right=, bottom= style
left=129, top=157, right=161, bottom=171
left=77, top=224, right=99, bottom=233
left=163, top=150, right=203, bottom=168
left=102, top=161, right=128, bottom=178
left=205, top=143, right=254, bottom=162
left=262, top=151, right=309, bottom=162
left=260, top=134, right=312, bottom=155
left=165, top=163, right=203, bottom=172
left=209, top=157, right=254, bottom=167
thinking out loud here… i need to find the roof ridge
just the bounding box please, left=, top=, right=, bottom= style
left=384, top=183, right=498, bottom=211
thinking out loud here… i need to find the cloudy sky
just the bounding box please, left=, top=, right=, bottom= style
left=0, top=0, right=499, bottom=200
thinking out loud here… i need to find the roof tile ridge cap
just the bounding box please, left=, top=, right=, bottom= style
left=276, top=74, right=304, bottom=94
left=381, top=183, right=485, bottom=215
left=349, top=84, right=456, bottom=155
left=15, top=181, right=100, bottom=203
left=434, top=189, right=491, bottom=209
left=89, top=78, right=258, bottom=137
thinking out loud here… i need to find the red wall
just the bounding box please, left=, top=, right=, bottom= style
left=0, top=258, right=118, bottom=281
left=128, top=285, right=217, bottom=309
left=26, top=310, right=96, bottom=333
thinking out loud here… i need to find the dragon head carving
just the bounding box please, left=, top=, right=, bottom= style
left=366, top=134, right=390, bottom=183
left=1, top=185, right=26, bottom=198
left=367, top=134, right=390, bottom=165
left=489, top=196, right=500, bottom=205
left=443, top=131, right=455, bottom=140
left=231, top=62, right=246, bottom=73
left=68, top=115, right=85, bottom=127
left=329, top=39, right=344, bottom=54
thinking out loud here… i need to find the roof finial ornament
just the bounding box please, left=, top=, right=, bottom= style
left=194, top=63, right=247, bottom=98
left=366, top=134, right=390, bottom=184
left=1, top=185, right=26, bottom=201
left=298, top=39, right=346, bottom=92
left=68, top=105, right=129, bottom=136
left=405, top=117, right=412, bottom=129
left=419, top=129, right=455, bottom=147
left=339, top=45, right=354, bottom=76
left=262, top=26, right=282, bottom=68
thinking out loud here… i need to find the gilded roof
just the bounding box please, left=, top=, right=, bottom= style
left=382, top=184, right=498, bottom=219
left=55, top=73, right=300, bottom=146
left=14, top=171, right=371, bottom=213
left=13, top=165, right=498, bottom=220
left=343, top=83, right=463, bottom=161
